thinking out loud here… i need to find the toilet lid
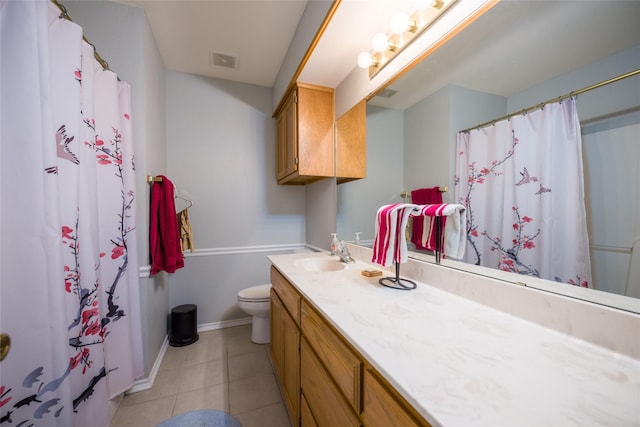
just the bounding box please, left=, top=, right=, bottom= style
left=238, top=284, right=272, bottom=302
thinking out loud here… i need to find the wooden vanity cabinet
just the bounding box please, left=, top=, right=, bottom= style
left=270, top=265, right=430, bottom=427
left=301, top=300, right=362, bottom=413
left=301, top=338, right=361, bottom=427
left=336, top=99, right=367, bottom=184
left=274, top=83, right=334, bottom=185
left=300, top=393, right=319, bottom=427
left=362, top=368, right=426, bottom=427
left=270, top=267, right=301, bottom=426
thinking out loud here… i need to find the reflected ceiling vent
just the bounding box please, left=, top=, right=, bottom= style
left=377, top=88, right=398, bottom=98
left=210, top=51, right=239, bottom=70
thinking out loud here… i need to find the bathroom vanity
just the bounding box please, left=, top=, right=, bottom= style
left=268, top=251, right=640, bottom=427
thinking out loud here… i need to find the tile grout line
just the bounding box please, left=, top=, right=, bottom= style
left=225, top=333, right=232, bottom=414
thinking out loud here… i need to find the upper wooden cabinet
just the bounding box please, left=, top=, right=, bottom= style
left=335, top=100, right=366, bottom=184
left=274, top=83, right=334, bottom=185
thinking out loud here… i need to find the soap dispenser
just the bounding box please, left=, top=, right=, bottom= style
left=330, top=233, right=339, bottom=255
left=355, top=232, right=362, bottom=245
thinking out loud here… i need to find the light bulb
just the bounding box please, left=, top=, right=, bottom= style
left=413, top=0, right=430, bottom=10
left=371, top=33, right=389, bottom=52
left=390, top=12, right=410, bottom=34
left=357, top=52, right=373, bottom=69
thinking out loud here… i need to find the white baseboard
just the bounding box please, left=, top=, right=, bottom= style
left=126, top=335, right=169, bottom=394
left=125, top=317, right=253, bottom=395
left=197, top=316, right=252, bottom=332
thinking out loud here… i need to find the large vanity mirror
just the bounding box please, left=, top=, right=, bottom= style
left=337, top=1, right=640, bottom=313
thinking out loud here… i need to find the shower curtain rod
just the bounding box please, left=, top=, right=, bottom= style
left=50, top=0, right=111, bottom=71
left=462, top=68, right=640, bottom=133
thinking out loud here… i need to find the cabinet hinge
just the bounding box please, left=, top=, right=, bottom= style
left=293, top=94, right=298, bottom=104
left=295, top=157, right=299, bottom=165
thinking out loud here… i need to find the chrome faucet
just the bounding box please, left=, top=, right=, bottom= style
left=336, top=240, right=354, bottom=263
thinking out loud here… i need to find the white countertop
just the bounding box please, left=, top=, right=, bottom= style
left=268, top=252, right=640, bottom=427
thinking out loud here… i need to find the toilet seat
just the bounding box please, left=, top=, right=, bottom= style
left=238, top=284, right=271, bottom=303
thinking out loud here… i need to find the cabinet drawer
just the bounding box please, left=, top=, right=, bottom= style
left=363, top=368, right=429, bottom=427
left=301, top=338, right=361, bottom=427
left=301, top=300, right=362, bottom=412
left=300, top=392, right=318, bottom=427
left=271, top=266, right=300, bottom=324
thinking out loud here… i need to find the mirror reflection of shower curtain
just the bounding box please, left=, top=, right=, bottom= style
left=582, top=111, right=640, bottom=296
left=454, top=98, right=592, bottom=287
left=1, top=2, right=143, bottom=426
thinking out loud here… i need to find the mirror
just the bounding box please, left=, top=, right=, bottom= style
left=337, top=1, right=640, bottom=313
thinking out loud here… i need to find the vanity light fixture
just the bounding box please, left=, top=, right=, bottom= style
left=357, top=51, right=376, bottom=69
left=371, top=32, right=391, bottom=52
left=390, top=12, right=416, bottom=35
left=357, top=0, right=457, bottom=78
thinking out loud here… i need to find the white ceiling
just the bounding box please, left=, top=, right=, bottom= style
left=116, top=0, right=309, bottom=87
left=114, top=1, right=640, bottom=106
left=115, top=0, right=412, bottom=89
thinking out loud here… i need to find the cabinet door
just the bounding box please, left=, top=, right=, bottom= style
left=336, top=99, right=366, bottom=183
left=270, top=290, right=300, bottom=426
left=270, top=289, right=284, bottom=375
left=362, top=368, right=428, bottom=427
left=276, top=90, right=297, bottom=181
left=301, top=392, right=319, bottom=427
left=301, top=339, right=361, bottom=427
left=301, top=301, right=362, bottom=413
left=296, top=84, right=334, bottom=178
left=281, top=305, right=300, bottom=425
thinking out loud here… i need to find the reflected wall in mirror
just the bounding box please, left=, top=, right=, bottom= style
left=337, top=1, right=640, bottom=312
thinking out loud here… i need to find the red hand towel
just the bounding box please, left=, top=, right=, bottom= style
left=150, top=175, right=184, bottom=274
left=410, top=187, right=443, bottom=250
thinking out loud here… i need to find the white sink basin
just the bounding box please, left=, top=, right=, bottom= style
left=294, top=257, right=349, bottom=273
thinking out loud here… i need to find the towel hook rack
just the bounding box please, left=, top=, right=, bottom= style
left=401, top=186, right=448, bottom=198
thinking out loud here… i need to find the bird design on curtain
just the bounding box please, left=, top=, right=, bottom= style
left=1, top=2, right=143, bottom=426
left=455, top=99, right=591, bottom=288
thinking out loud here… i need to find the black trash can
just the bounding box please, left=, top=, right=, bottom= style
left=170, top=304, right=199, bottom=347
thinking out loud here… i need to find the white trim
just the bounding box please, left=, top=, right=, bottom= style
left=126, top=335, right=169, bottom=394
left=184, top=243, right=307, bottom=257
left=138, top=265, right=151, bottom=278
left=304, top=244, right=324, bottom=253
left=124, top=318, right=252, bottom=394
left=137, top=243, right=307, bottom=278
left=591, top=244, right=632, bottom=254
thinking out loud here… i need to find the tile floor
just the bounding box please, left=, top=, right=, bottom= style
left=110, top=325, right=292, bottom=427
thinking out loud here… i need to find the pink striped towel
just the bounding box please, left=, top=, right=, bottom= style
left=371, top=204, right=418, bottom=267
left=415, top=204, right=467, bottom=260
left=372, top=203, right=467, bottom=267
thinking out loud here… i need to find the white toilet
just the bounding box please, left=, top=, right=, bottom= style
left=237, top=284, right=272, bottom=344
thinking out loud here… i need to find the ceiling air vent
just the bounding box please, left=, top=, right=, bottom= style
left=377, top=88, right=398, bottom=98
left=210, top=51, right=239, bottom=70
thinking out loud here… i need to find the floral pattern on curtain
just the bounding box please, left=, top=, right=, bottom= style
left=1, top=2, right=142, bottom=426
left=454, top=98, right=592, bottom=287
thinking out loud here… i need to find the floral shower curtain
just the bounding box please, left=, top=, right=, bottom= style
left=454, top=98, right=592, bottom=287
left=1, top=2, right=143, bottom=426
